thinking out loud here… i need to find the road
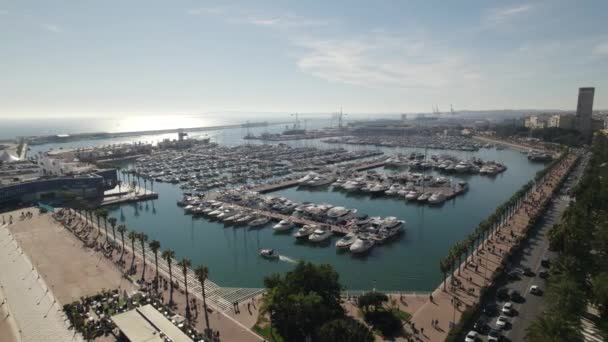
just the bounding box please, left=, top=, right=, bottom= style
left=476, top=150, right=589, bottom=342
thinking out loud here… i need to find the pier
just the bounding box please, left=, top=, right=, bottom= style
left=100, top=185, right=158, bottom=207
left=212, top=201, right=351, bottom=235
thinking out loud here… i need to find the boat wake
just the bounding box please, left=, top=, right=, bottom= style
left=278, top=255, right=297, bottom=264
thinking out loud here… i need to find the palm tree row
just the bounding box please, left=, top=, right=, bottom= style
left=74, top=209, right=212, bottom=336
left=439, top=151, right=569, bottom=290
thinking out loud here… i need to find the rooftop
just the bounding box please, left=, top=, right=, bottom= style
left=111, top=304, right=194, bottom=342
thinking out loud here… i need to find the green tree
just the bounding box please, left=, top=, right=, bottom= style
left=138, top=233, right=148, bottom=280
left=195, top=265, right=211, bottom=337
left=525, top=313, right=583, bottom=342
left=108, top=217, right=117, bottom=242
left=591, top=273, right=608, bottom=318
left=358, top=291, right=388, bottom=313
left=149, top=240, right=161, bottom=292
left=128, top=231, right=137, bottom=270
left=117, top=225, right=127, bottom=261
left=318, top=318, right=374, bottom=342
left=178, top=258, right=192, bottom=319
left=162, top=249, right=176, bottom=305
left=262, top=261, right=344, bottom=342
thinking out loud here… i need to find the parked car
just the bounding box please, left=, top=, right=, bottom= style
left=523, top=266, right=535, bottom=276
left=539, top=270, right=549, bottom=278
left=509, top=290, right=524, bottom=302
left=488, top=328, right=502, bottom=342
left=501, top=302, right=514, bottom=315
left=496, top=316, right=509, bottom=329
left=497, top=288, right=510, bottom=301
left=530, top=285, right=543, bottom=295
left=507, top=270, right=522, bottom=280
left=465, top=330, right=479, bottom=342
left=541, top=257, right=550, bottom=267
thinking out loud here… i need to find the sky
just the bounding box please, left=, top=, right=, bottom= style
left=1, top=0, right=607, bottom=118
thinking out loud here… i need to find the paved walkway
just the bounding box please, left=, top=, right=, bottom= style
left=406, top=153, right=577, bottom=341
left=0, top=223, right=83, bottom=342
left=64, top=210, right=265, bottom=341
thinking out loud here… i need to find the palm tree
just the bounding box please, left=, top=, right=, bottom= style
left=162, top=249, right=176, bottom=305
left=128, top=231, right=137, bottom=269
left=94, top=209, right=102, bottom=233
left=525, top=314, right=583, bottom=342
left=108, top=217, right=117, bottom=242
left=139, top=233, right=148, bottom=280
left=150, top=179, right=154, bottom=193
left=149, top=240, right=161, bottom=291
left=195, top=264, right=211, bottom=336
left=117, top=225, right=127, bottom=261
left=439, top=258, right=450, bottom=291
left=178, top=258, right=192, bottom=318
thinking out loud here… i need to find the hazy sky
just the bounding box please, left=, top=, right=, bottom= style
left=1, top=0, right=607, bottom=118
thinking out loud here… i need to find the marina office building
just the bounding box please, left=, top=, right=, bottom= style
left=0, top=169, right=117, bottom=206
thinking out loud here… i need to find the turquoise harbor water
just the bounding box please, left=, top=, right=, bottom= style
left=100, top=139, right=544, bottom=291
left=23, top=120, right=546, bottom=291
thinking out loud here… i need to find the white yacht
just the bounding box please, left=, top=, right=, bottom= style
left=326, top=206, right=357, bottom=221
left=405, top=190, right=419, bottom=201
left=309, top=227, right=332, bottom=242
left=384, top=184, right=402, bottom=196
left=259, top=249, right=279, bottom=260
left=294, top=225, right=317, bottom=240
left=417, top=192, right=433, bottom=202
left=335, top=233, right=357, bottom=249
left=249, top=216, right=271, bottom=227
left=428, top=192, right=447, bottom=204
left=369, top=183, right=389, bottom=194
left=350, top=237, right=375, bottom=254
left=273, top=219, right=295, bottom=232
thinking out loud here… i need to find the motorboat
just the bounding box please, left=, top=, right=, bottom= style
left=235, top=215, right=253, bottom=225
left=294, top=224, right=317, bottom=240
left=326, top=206, right=357, bottom=221
left=350, top=237, right=375, bottom=254
left=335, top=233, right=357, bottom=249
left=369, top=183, right=389, bottom=194
left=417, top=192, right=433, bottom=202
left=382, top=217, right=405, bottom=230
left=309, top=228, right=332, bottom=242
left=384, top=184, right=402, bottom=196
left=259, top=249, right=279, bottom=260
left=249, top=216, right=271, bottom=227
left=273, top=219, right=295, bottom=232
left=428, top=192, right=447, bottom=204
left=405, top=190, right=419, bottom=201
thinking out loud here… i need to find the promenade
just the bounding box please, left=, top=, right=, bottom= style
left=61, top=210, right=265, bottom=341
left=0, top=223, right=83, bottom=342
left=473, top=135, right=549, bottom=153
left=406, top=153, right=577, bottom=341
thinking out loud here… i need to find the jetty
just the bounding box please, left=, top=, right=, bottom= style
left=214, top=201, right=350, bottom=234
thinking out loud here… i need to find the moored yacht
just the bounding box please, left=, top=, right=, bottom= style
left=309, top=227, right=332, bottom=242
left=294, top=224, right=317, bottom=240
left=350, top=237, right=375, bottom=254
left=335, top=233, right=357, bottom=249
left=428, top=192, right=447, bottom=204
left=273, top=219, right=295, bottom=232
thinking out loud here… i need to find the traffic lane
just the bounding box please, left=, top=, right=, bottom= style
left=477, top=199, right=565, bottom=342
left=504, top=199, right=568, bottom=340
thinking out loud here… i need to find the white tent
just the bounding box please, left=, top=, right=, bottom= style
left=0, top=150, right=19, bottom=162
